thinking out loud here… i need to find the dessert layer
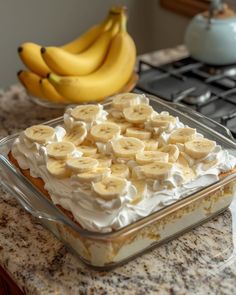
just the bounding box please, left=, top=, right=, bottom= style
left=11, top=93, right=236, bottom=232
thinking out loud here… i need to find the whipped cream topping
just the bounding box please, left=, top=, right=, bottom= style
left=145, top=112, right=185, bottom=146
left=182, top=144, right=236, bottom=175
left=64, top=104, right=108, bottom=131
left=11, top=100, right=236, bottom=233
left=109, top=94, right=149, bottom=119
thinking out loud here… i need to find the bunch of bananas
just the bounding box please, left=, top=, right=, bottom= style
left=17, top=7, right=137, bottom=105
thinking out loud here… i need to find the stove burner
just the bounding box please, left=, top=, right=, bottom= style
left=136, top=57, right=236, bottom=139
left=172, top=86, right=211, bottom=105
left=184, top=90, right=211, bottom=105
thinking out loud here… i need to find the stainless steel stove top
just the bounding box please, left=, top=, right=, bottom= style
left=136, top=57, right=236, bottom=138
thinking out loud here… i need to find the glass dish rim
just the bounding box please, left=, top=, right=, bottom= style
left=1, top=94, right=236, bottom=240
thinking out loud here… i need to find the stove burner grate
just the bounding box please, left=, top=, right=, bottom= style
left=136, top=57, right=236, bottom=139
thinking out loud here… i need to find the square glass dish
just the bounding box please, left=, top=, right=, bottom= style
left=1, top=95, right=236, bottom=270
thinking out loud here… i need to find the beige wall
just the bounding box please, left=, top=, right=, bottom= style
left=0, top=0, right=190, bottom=88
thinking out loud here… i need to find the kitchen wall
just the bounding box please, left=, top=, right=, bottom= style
left=0, top=0, right=189, bottom=88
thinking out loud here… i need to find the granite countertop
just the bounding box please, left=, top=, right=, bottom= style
left=1, top=46, right=236, bottom=295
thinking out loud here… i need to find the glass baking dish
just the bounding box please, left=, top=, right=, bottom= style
left=1, top=95, right=236, bottom=270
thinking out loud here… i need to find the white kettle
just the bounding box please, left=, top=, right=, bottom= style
left=185, top=1, right=236, bottom=65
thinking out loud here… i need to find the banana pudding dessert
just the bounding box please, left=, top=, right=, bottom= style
left=9, top=93, right=236, bottom=267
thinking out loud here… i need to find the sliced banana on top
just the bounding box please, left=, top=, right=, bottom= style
left=109, top=109, right=124, bottom=119
left=159, top=144, right=179, bottom=163
left=169, top=127, right=196, bottom=144
left=77, top=145, right=97, bottom=156
left=112, top=137, right=145, bottom=159
left=177, top=153, right=190, bottom=168
left=136, top=151, right=169, bottom=165
left=151, top=114, right=176, bottom=127
left=184, top=138, right=216, bottom=159
left=125, top=127, right=151, bottom=140
left=24, top=125, right=55, bottom=144
left=66, top=156, right=98, bottom=173
left=46, top=158, right=71, bottom=179
left=111, top=163, right=130, bottom=178
left=130, top=179, right=147, bottom=204
left=94, top=154, right=112, bottom=168
left=63, top=125, right=87, bottom=146
left=90, top=122, right=120, bottom=143
left=123, top=104, right=153, bottom=124
left=181, top=166, right=195, bottom=183
left=46, top=141, right=75, bottom=159
left=77, top=167, right=110, bottom=183
left=140, top=162, right=173, bottom=180
left=70, top=105, right=100, bottom=122
left=112, top=93, right=140, bottom=111
left=107, top=115, right=132, bottom=134
left=144, top=139, right=159, bottom=151
left=92, top=176, right=127, bottom=200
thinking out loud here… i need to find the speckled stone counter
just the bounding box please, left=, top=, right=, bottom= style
left=1, top=47, right=236, bottom=295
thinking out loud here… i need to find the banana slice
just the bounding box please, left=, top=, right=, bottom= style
left=107, top=115, right=132, bottom=134
left=111, top=163, right=130, bottom=178
left=94, top=154, right=112, bottom=168
left=112, top=137, right=145, bottom=159
left=66, top=157, right=98, bottom=173
left=90, top=122, right=120, bottom=143
left=123, top=104, right=153, bottom=124
left=182, top=166, right=195, bottom=183
left=177, top=153, right=189, bottom=168
left=175, top=161, right=195, bottom=183
left=46, top=158, right=71, bottom=179
left=184, top=138, right=216, bottom=159
left=151, top=114, right=176, bottom=127
left=125, top=127, right=151, bottom=140
left=77, top=145, right=97, bottom=156
left=70, top=105, right=100, bottom=122
left=92, top=176, right=127, bottom=200
left=77, top=145, right=97, bottom=157
left=77, top=167, right=110, bottom=183
left=109, top=109, right=124, bottom=119
left=130, top=179, right=146, bottom=204
left=46, top=141, right=75, bottom=159
left=140, top=162, right=173, bottom=180
left=144, top=139, right=159, bottom=151
left=24, top=125, right=55, bottom=144
left=169, top=128, right=196, bottom=144
left=136, top=151, right=169, bottom=165
left=63, top=125, right=87, bottom=146
left=159, top=144, right=179, bottom=163
left=112, top=93, right=140, bottom=110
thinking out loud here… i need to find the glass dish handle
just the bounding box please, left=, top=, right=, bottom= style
left=172, top=102, right=235, bottom=141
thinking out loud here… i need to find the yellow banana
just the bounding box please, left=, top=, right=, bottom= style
left=39, top=78, right=69, bottom=104
left=48, top=13, right=136, bottom=103
left=41, top=18, right=120, bottom=76
left=61, top=6, right=126, bottom=53
left=17, top=70, right=44, bottom=98
left=18, top=43, right=50, bottom=77
left=17, top=12, right=114, bottom=77
left=61, top=13, right=114, bottom=53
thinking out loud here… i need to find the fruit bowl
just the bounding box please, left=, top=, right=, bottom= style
left=28, top=72, right=139, bottom=109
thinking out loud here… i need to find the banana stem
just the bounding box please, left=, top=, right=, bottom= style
left=110, top=6, right=127, bottom=15
left=119, top=12, right=127, bottom=32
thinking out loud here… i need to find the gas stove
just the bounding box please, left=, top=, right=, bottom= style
left=135, top=57, right=236, bottom=139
